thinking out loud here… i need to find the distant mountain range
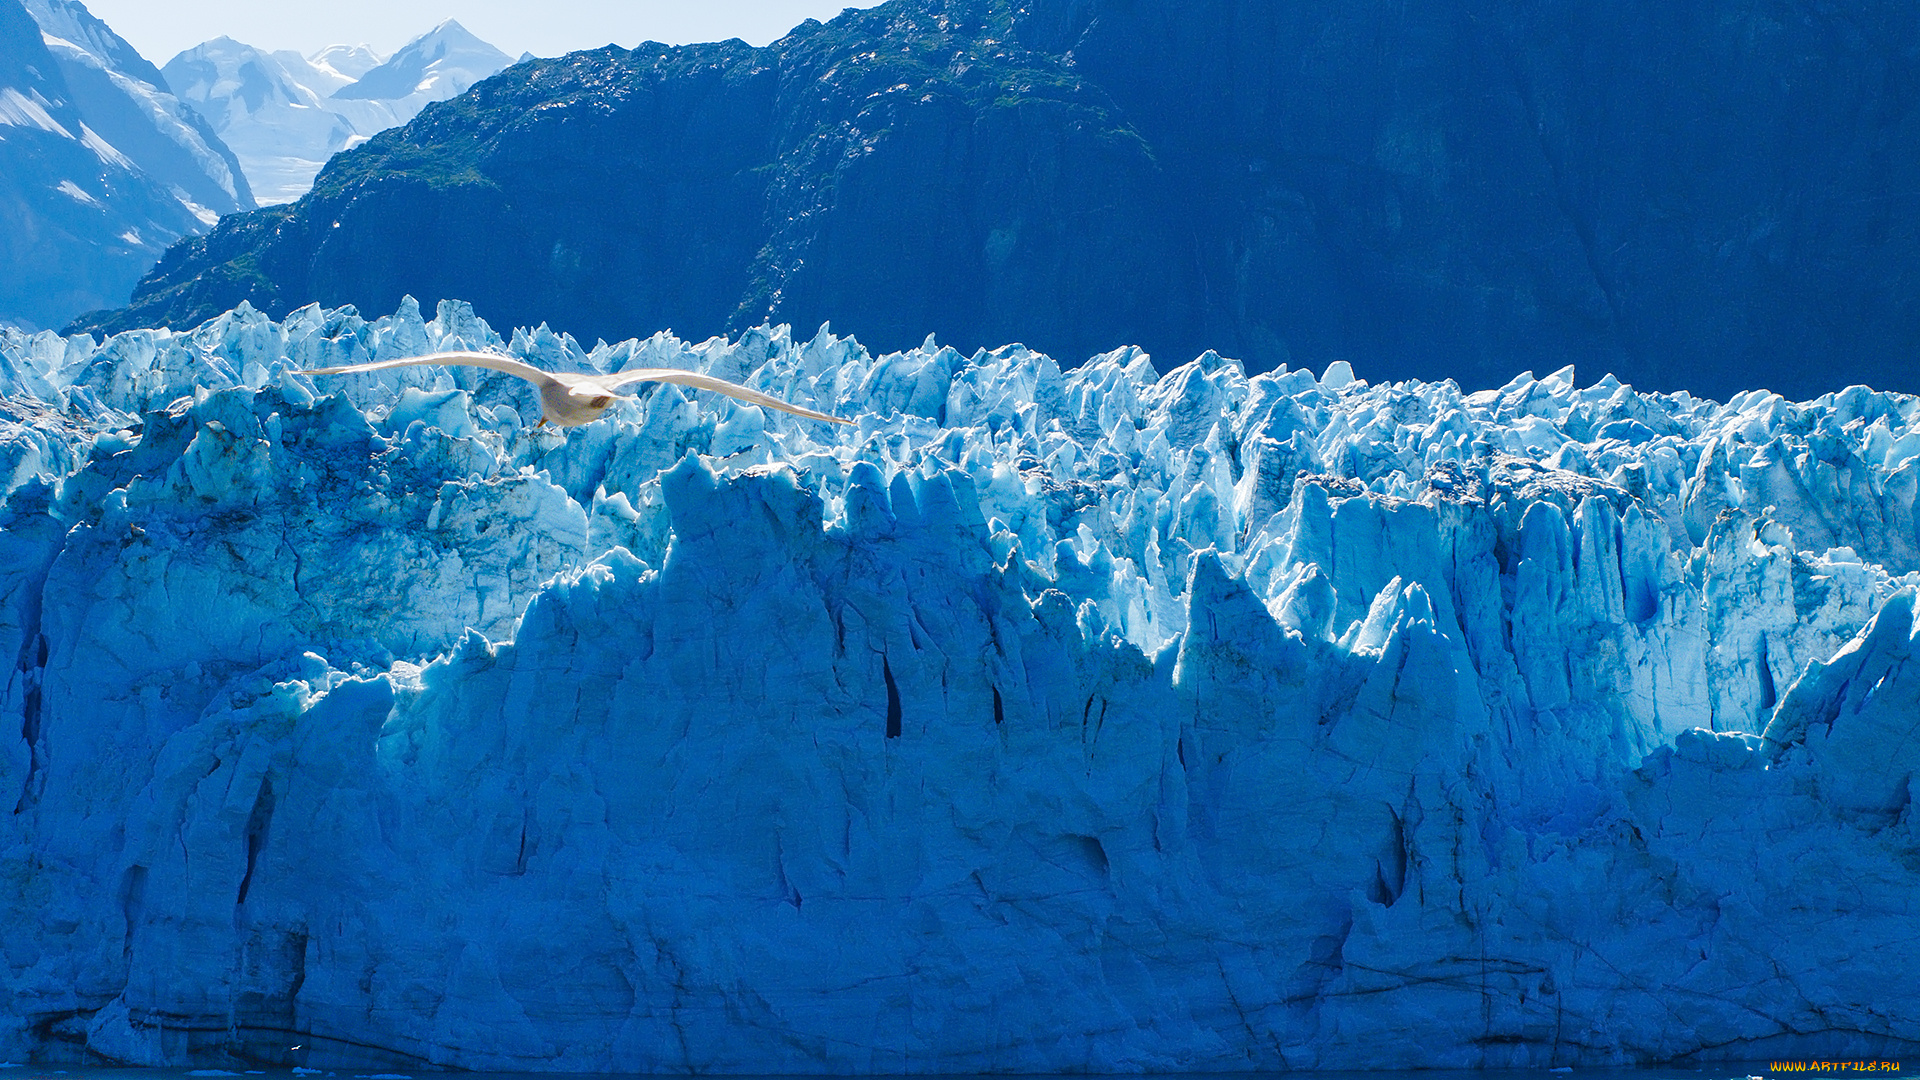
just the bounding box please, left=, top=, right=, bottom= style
left=72, top=0, right=1920, bottom=401
left=162, top=21, right=518, bottom=205
left=0, top=0, right=520, bottom=331
left=0, top=0, right=251, bottom=330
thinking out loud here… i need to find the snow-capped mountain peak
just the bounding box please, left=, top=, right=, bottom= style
left=17, top=0, right=161, bottom=87
left=16, top=0, right=249, bottom=213
left=163, top=37, right=324, bottom=126
left=292, top=42, right=383, bottom=94
left=165, top=22, right=511, bottom=206
left=0, top=0, right=251, bottom=331
left=330, top=18, right=511, bottom=101
left=161, top=38, right=353, bottom=206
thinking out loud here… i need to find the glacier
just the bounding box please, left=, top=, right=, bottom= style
left=163, top=23, right=517, bottom=206
left=1, top=299, right=1917, bottom=1070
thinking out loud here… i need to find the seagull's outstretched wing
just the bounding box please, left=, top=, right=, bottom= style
left=304, top=351, right=556, bottom=387
left=305, top=352, right=852, bottom=427
left=580, top=368, right=852, bottom=425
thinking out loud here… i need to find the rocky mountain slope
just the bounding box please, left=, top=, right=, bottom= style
left=74, top=0, right=1920, bottom=401
left=0, top=0, right=251, bottom=330
left=2, top=300, right=1918, bottom=1067
left=163, top=22, right=515, bottom=205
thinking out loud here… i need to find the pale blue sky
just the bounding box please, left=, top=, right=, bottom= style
left=82, top=0, right=887, bottom=67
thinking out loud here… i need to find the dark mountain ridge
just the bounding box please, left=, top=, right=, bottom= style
left=72, top=0, right=1920, bottom=401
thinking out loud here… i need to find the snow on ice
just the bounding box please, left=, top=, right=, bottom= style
left=1, top=299, right=1917, bottom=1069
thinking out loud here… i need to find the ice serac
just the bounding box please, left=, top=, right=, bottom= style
left=2, top=302, right=1919, bottom=1068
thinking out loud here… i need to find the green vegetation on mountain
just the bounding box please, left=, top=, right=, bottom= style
left=73, top=0, right=1920, bottom=400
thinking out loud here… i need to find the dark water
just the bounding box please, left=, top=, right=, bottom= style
left=1, top=1067, right=1912, bottom=1080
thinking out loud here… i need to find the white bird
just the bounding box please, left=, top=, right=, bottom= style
left=303, top=350, right=851, bottom=428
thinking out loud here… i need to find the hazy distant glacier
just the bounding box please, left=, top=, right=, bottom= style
left=1, top=300, right=1916, bottom=1069
left=163, top=23, right=514, bottom=204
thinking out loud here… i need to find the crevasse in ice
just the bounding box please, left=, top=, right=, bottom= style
left=1, top=298, right=1917, bottom=1069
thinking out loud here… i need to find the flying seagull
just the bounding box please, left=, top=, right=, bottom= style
left=303, top=351, right=852, bottom=428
